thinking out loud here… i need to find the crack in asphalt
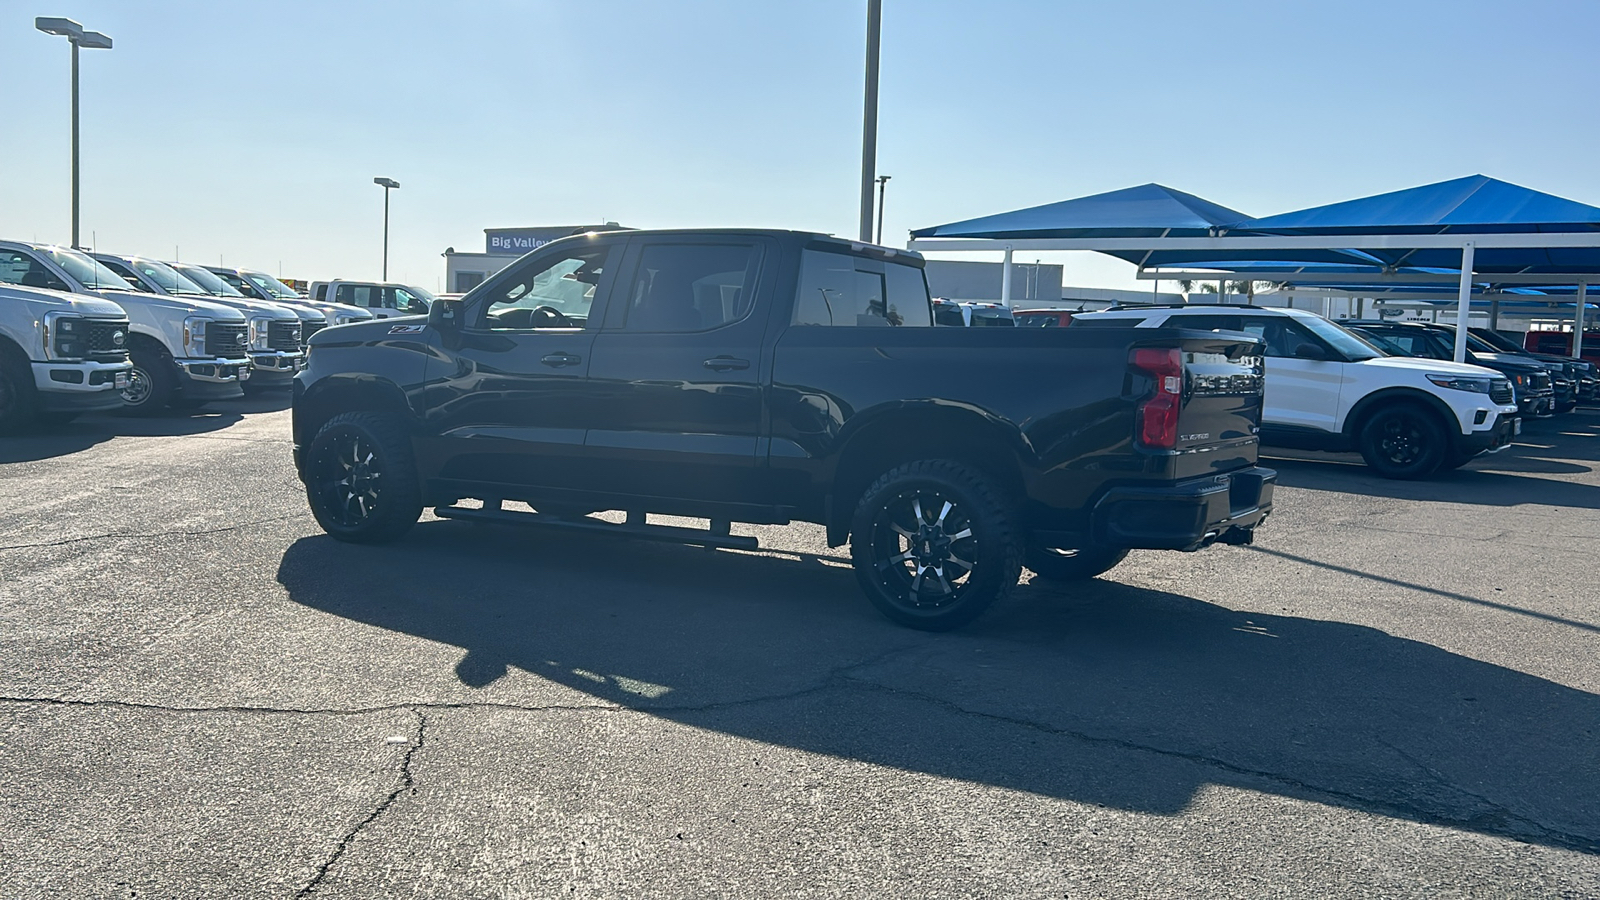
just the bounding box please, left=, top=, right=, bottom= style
left=3, top=636, right=1593, bottom=859
left=295, top=709, right=427, bottom=898
left=820, top=673, right=1600, bottom=856
left=0, top=513, right=309, bottom=553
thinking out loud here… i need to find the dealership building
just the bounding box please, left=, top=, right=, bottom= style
left=442, top=224, right=623, bottom=294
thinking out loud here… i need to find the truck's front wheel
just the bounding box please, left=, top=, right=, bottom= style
left=118, top=345, right=177, bottom=416
left=0, top=348, right=37, bottom=434
left=304, top=411, right=423, bottom=544
left=849, top=460, right=1021, bottom=631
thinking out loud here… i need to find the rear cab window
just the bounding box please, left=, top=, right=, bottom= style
left=793, top=250, right=932, bottom=327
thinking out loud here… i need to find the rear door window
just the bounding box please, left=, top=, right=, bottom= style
left=619, top=242, right=761, bottom=333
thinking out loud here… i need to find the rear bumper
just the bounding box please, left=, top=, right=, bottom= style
left=1078, top=466, right=1276, bottom=552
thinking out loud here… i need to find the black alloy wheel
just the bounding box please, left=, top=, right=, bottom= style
left=850, top=459, right=1021, bottom=631
left=1358, top=404, right=1448, bottom=480
left=304, top=411, right=423, bottom=543
left=1024, top=545, right=1130, bottom=582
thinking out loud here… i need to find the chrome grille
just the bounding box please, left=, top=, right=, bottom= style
left=85, top=319, right=131, bottom=361
left=267, top=320, right=302, bottom=351
left=205, top=322, right=249, bottom=358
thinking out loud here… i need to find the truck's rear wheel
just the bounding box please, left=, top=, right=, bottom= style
left=304, top=411, right=422, bottom=543
left=1357, top=403, right=1448, bottom=479
left=849, top=460, right=1021, bottom=631
left=1025, top=546, right=1129, bottom=582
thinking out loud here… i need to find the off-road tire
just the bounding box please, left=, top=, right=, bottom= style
left=1357, top=403, right=1449, bottom=480
left=1025, top=545, right=1129, bottom=582
left=304, top=411, right=423, bottom=544
left=849, top=459, right=1022, bottom=631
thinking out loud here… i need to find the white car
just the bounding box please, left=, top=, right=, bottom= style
left=308, top=280, right=433, bottom=319
left=1070, top=305, right=1520, bottom=478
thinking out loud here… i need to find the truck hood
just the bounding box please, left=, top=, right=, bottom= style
left=181, top=295, right=301, bottom=321
left=0, top=282, right=127, bottom=318
left=91, top=288, right=248, bottom=322
left=1469, top=353, right=1549, bottom=375
left=304, top=315, right=413, bottom=345
left=1361, top=355, right=1505, bottom=380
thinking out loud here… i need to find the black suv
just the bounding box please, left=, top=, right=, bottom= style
left=1346, top=321, right=1556, bottom=418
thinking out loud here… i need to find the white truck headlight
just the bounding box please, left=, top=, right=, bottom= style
left=1425, top=374, right=1492, bottom=393
left=182, top=316, right=213, bottom=357
left=249, top=316, right=273, bottom=350
left=42, top=311, right=88, bottom=360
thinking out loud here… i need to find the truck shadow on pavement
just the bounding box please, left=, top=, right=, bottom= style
left=277, top=525, right=1599, bottom=855
left=1, top=410, right=245, bottom=463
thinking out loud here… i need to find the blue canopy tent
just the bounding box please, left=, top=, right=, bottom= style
left=908, top=174, right=1600, bottom=360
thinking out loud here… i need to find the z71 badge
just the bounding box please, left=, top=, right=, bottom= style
left=388, top=323, right=426, bottom=334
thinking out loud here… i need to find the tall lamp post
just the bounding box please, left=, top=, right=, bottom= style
left=35, top=17, right=113, bottom=250
left=373, top=177, right=400, bottom=280
left=858, top=0, right=882, bottom=243
left=874, top=175, right=891, bottom=245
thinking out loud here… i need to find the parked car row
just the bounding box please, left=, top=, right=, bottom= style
left=1067, top=304, right=1595, bottom=479
left=0, top=241, right=376, bottom=430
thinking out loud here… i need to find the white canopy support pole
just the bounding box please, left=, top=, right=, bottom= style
left=1574, top=282, right=1588, bottom=358
left=1001, top=246, right=1014, bottom=308
left=1453, top=242, right=1475, bottom=363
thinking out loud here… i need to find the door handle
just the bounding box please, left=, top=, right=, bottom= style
left=540, top=352, right=582, bottom=368
left=703, top=356, right=750, bottom=371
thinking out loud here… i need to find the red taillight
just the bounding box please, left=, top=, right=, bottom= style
left=1132, top=347, right=1183, bottom=450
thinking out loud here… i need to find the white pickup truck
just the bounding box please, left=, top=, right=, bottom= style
left=0, top=241, right=251, bottom=414
left=0, top=277, right=132, bottom=431
left=307, top=280, right=433, bottom=319
left=1071, top=304, right=1520, bottom=478
left=94, top=253, right=305, bottom=392
left=205, top=266, right=375, bottom=328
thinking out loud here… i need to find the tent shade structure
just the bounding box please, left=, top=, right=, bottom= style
left=908, top=175, right=1600, bottom=361
left=910, top=183, right=1251, bottom=240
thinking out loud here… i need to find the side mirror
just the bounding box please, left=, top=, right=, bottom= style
left=1293, top=342, right=1328, bottom=361
left=428, top=297, right=462, bottom=333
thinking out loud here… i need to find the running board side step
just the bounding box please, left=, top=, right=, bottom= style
left=431, top=505, right=760, bottom=551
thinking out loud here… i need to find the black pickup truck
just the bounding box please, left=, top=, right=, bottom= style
left=292, top=229, right=1275, bottom=630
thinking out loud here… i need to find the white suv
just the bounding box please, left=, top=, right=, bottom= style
left=1071, top=305, right=1520, bottom=478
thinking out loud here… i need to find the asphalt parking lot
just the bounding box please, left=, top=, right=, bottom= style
left=2, top=399, right=1597, bottom=899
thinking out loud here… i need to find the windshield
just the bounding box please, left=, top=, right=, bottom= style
left=243, top=270, right=303, bottom=299
left=406, top=285, right=437, bottom=303
left=1286, top=311, right=1383, bottom=360
left=170, top=262, right=245, bottom=297
left=40, top=247, right=133, bottom=291
left=132, top=259, right=210, bottom=296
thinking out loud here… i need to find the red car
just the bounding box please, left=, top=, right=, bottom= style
left=1524, top=330, right=1600, bottom=364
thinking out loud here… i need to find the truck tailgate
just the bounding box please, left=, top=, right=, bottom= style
left=1127, top=329, right=1265, bottom=477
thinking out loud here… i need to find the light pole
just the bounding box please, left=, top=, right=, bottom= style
left=35, top=17, right=113, bottom=250
left=858, top=0, right=882, bottom=243
left=874, top=175, right=891, bottom=245
left=374, top=177, right=399, bottom=280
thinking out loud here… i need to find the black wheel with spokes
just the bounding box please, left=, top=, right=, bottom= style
left=850, top=459, right=1021, bottom=631
left=1025, top=545, right=1129, bottom=582
left=304, top=411, right=422, bottom=543
left=1357, top=403, right=1448, bottom=479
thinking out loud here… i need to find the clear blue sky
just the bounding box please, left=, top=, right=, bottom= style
left=4, top=0, right=1599, bottom=292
